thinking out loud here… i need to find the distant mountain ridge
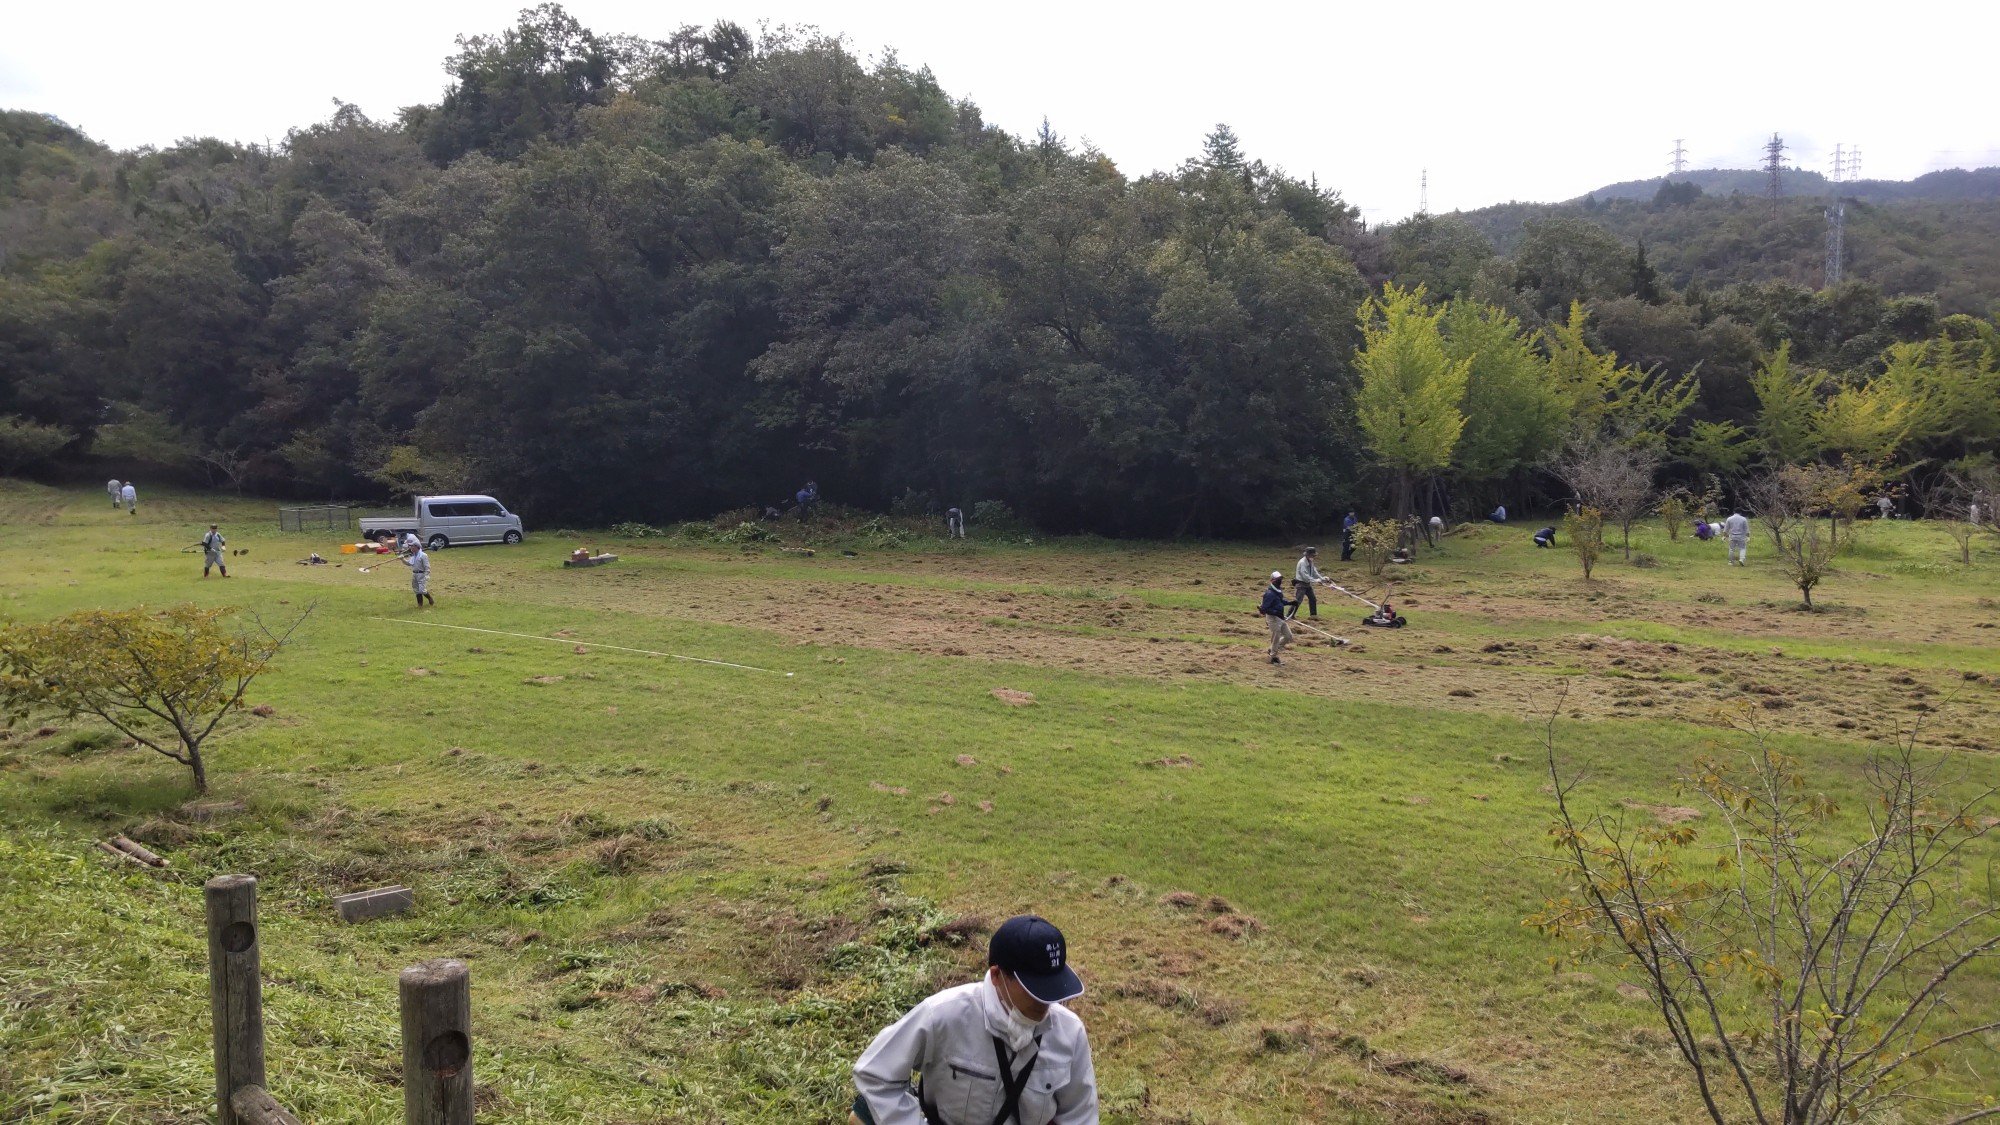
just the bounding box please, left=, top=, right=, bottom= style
left=1570, top=166, right=2000, bottom=205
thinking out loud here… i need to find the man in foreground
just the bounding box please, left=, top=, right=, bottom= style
left=401, top=543, right=435, bottom=607
left=201, top=524, right=228, bottom=578
left=852, top=915, right=1097, bottom=1124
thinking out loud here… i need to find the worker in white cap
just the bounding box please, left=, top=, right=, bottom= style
left=1260, top=571, right=1295, bottom=664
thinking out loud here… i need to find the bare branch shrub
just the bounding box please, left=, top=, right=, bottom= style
left=1532, top=707, right=2000, bottom=1125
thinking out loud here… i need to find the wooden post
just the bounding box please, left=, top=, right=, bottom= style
left=205, top=874, right=266, bottom=1125
left=400, top=958, right=474, bottom=1124
left=230, top=1086, right=303, bottom=1125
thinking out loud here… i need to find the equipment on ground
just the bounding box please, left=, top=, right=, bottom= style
left=1286, top=617, right=1350, bottom=646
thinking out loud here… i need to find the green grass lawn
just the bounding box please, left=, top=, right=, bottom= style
left=2, top=482, right=1996, bottom=1122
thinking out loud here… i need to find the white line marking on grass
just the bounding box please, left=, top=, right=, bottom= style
left=368, top=618, right=796, bottom=676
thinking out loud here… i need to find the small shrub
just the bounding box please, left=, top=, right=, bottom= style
left=1777, top=518, right=1835, bottom=608
left=1563, top=507, right=1606, bottom=579
left=1658, top=495, right=1688, bottom=542
left=971, top=500, right=1021, bottom=531
left=1629, top=552, right=1660, bottom=569
left=889, top=489, right=935, bottom=518
left=1351, top=519, right=1400, bottom=577
left=609, top=521, right=667, bottom=539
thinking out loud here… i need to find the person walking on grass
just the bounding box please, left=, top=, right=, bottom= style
left=946, top=506, right=966, bottom=539
left=401, top=543, right=435, bottom=607
left=107, top=479, right=122, bottom=508
left=1724, top=509, right=1751, bottom=566
left=1340, top=510, right=1358, bottom=561
left=1261, top=571, right=1295, bottom=664
left=201, top=524, right=228, bottom=578
left=120, top=481, right=137, bottom=515
left=1293, top=547, right=1326, bottom=618
left=851, top=914, right=1097, bottom=1125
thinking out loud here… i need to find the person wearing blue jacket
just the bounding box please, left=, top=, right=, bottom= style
left=1260, top=571, right=1295, bottom=664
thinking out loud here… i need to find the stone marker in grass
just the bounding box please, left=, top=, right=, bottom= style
left=334, top=885, right=415, bottom=923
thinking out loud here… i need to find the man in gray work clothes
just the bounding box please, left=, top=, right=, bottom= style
left=851, top=914, right=1097, bottom=1124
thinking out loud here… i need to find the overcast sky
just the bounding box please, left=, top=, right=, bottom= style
left=6, top=1, right=1998, bottom=224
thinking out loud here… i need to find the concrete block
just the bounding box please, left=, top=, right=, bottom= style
left=334, top=885, right=414, bottom=923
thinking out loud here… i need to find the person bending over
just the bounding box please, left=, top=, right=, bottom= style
left=851, top=915, right=1097, bottom=1124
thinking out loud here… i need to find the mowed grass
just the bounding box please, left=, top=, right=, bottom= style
left=2, top=481, right=1997, bottom=1123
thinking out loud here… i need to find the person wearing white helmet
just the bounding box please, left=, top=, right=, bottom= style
left=1260, top=571, right=1295, bottom=664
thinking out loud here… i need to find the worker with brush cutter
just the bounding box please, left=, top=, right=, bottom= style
left=1292, top=547, right=1327, bottom=618
left=851, top=914, right=1097, bottom=1125
left=401, top=542, right=435, bottom=607
left=200, top=524, right=228, bottom=578
left=1261, top=571, right=1295, bottom=664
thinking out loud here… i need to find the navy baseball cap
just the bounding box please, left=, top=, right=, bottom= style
left=989, top=915, right=1083, bottom=1003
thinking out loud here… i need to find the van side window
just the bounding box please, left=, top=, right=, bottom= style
left=466, top=502, right=502, bottom=517
left=427, top=503, right=463, bottom=517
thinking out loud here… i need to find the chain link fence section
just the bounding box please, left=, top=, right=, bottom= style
left=278, top=505, right=356, bottom=533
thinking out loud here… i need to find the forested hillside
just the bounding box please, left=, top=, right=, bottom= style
left=1576, top=166, right=2000, bottom=204
left=1458, top=187, right=2000, bottom=315
left=2, top=4, right=1997, bottom=532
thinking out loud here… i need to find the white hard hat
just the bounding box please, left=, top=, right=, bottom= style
left=1271, top=571, right=1283, bottom=580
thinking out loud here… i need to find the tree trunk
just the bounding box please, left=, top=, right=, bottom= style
left=190, top=746, right=209, bottom=793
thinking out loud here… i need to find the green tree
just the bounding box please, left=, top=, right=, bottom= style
left=1542, top=303, right=1695, bottom=442
left=416, top=3, right=616, bottom=163
left=0, top=416, right=75, bottom=473
left=1749, top=341, right=1824, bottom=463
left=1354, top=285, right=1470, bottom=521
left=1387, top=214, right=1496, bottom=298
left=1441, top=298, right=1562, bottom=482
left=1512, top=215, right=1628, bottom=317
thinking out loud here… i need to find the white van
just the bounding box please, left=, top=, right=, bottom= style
left=357, top=495, right=525, bottom=550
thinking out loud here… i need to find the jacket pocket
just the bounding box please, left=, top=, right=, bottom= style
left=1018, top=1062, right=1070, bottom=1123
left=942, top=1054, right=1000, bottom=1121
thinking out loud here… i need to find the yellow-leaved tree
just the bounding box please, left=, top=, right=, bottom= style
left=1354, top=285, right=1468, bottom=523
left=0, top=604, right=312, bottom=793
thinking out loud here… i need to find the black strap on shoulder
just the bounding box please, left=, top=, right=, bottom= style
left=915, top=1077, right=946, bottom=1125
left=987, top=1035, right=1041, bottom=1125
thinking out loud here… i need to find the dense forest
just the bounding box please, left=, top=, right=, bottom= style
left=2, top=5, right=1997, bottom=533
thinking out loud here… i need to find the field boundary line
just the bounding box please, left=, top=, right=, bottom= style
left=367, top=617, right=795, bottom=676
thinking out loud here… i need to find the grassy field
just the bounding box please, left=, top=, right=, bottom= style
left=2, top=481, right=1997, bottom=1123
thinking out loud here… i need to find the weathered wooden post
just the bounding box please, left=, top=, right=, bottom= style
left=205, top=874, right=267, bottom=1125
left=400, top=958, right=474, bottom=1124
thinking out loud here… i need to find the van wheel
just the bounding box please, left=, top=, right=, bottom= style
left=503, top=530, right=522, bottom=545
left=426, top=535, right=449, bottom=551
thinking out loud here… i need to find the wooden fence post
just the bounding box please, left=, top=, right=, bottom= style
left=205, top=874, right=266, bottom=1125
left=400, top=958, right=474, bottom=1124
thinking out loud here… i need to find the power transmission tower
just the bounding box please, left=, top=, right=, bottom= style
left=1764, top=133, right=1786, bottom=216
left=1824, top=144, right=1850, bottom=288
left=1419, top=168, right=1428, bottom=216
left=1670, top=139, right=1688, bottom=176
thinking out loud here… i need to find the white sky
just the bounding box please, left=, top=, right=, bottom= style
left=5, top=0, right=1998, bottom=224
